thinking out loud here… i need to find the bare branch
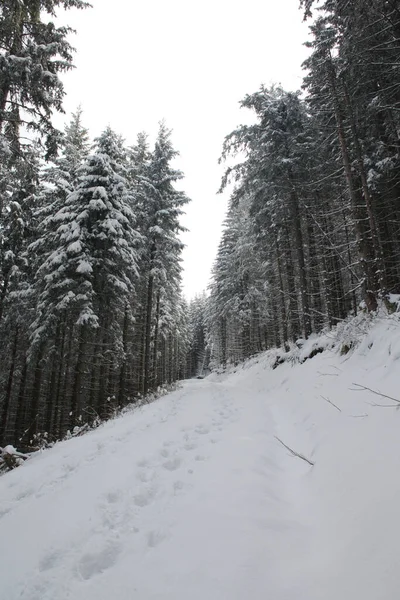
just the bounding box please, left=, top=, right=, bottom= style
left=351, top=383, right=400, bottom=404
left=274, top=436, right=314, bottom=466
left=367, top=401, right=399, bottom=408
left=320, top=395, right=342, bottom=412
left=317, top=371, right=339, bottom=376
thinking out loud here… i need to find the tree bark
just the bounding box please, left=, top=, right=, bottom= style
left=143, top=272, right=154, bottom=395
left=0, top=328, right=18, bottom=444
left=326, top=54, right=378, bottom=311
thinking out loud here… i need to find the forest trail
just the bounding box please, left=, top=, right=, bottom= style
left=0, top=377, right=309, bottom=600
left=1, top=317, right=400, bottom=600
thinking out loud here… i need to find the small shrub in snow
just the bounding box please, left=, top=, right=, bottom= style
left=0, top=446, right=30, bottom=472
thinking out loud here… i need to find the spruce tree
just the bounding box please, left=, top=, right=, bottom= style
left=0, top=0, right=90, bottom=159
left=141, top=123, right=190, bottom=393
left=29, top=127, right=141, bottom=431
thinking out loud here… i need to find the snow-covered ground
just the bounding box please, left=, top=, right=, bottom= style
left=1, top=315, right=400, bottom=599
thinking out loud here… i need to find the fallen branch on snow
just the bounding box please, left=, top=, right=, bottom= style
left=320, top=395, right=341, bottom=412
left=274, top=436, right=314, bottom=466
left=351, top=383, right=400, bottom=406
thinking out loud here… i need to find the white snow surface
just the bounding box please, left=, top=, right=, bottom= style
left=1, top=316, right=400, bottom=599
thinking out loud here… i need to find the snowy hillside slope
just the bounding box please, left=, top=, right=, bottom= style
left=1, top=315, right=400, bottom=600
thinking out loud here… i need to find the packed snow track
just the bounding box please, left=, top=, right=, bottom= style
left=0, top=376, right=308, bottom=600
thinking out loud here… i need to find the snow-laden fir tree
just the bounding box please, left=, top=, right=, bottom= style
left=28, top=126, right=142, bottom=433
left=220, top=86, right=313, bottom=340
left=0, top=0, right=90, bottom=159
left=0, top=144, right=41, bottom=444
left=206, top=192, right=269, bottom=367
left=139, top=122, right=190, bottom=394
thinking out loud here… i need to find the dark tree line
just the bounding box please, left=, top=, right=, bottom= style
left=0, top=112, right=192, bottom=447
left=186, top=293, right=209, bottom=378
left=0, top=2, right=192, bottom=447
left=207, top=0, right=400, bottom=367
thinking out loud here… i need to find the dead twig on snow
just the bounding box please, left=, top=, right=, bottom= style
left=351, top=383, right=400, bottom=405
left=274, top=436, right=314, bottom=466
left=317, top=371, right=339, bottom=376
left=320, top=395, right=341, bottom=412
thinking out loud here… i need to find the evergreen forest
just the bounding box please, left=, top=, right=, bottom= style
left=1, top=0, right=400, bottom=449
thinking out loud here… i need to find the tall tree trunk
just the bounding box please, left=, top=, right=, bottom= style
left=44, top=336, right=59, bottom=437
left=26, top=344, right=45, bottom=442
left=287, top=183, right=311, bottom=338
left=220, top=316, right=227, bottom=367
left=307, top=219, right=324, bottom=331
left=59, top=326, right=74, bottom=437
left=152, top=291, right=161, bottom=388
left=53, top=315, right=67, bottom=439
left=143, top=273, right=154, bottom=395
left=0, top=270, right=10, bottom=323
left=70, top=326, right=87, bottom=428
left=283, top=221, right=300, bottom=341
left=275, top=237, right=288, bottom=343
left=118, top=305, right=130, bottom=408
left=342, top=78, right=387, bottom=294
left=98, top=316, right=111, bottom=420
left=0, top=327, right=18, bottom=444
left=326, top=54, right=378, bottom=311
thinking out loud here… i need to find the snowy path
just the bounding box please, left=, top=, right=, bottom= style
left=2, top=318, right=400, bottom=600
left=0, top=378, right=309, bottom=600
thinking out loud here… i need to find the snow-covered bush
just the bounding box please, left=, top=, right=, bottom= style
left=0, top=446, right=29, bottom=473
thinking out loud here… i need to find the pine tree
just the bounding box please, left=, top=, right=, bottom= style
left=29, top=126, right=141, bottom=433
left=0, top=0, right=90, bottom=159
left=302, top=0, right=400, bottom=306
left=221, top=86, right=313, bottom=339
left=0, top=144, right=41, bottom=445
left=141, top=123, right=190, bottom=394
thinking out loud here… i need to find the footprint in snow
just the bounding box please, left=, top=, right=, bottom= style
left=133, top=486, right=157, bottom=507
left=20, top=580, right=48, bottom=600
left=76, top=543, right=121, bottom=580
left=15, top=488, right=35, bottom=501
left=38, top=549, right=64, bottom=572
left=195, top=425, right=209, bottom=435
left=106, top=491, right=119, bottom=504
left=63, top=462, right=78, bottom=474
left=173, top=480, right=185, bottom=493
left=184, top=442, right=197, bottom=451
left=162, top=457, right=181, bottom=471
left=147, top=530, right=167, bottom=548
left=137, top=469, right=154, bottom=483
left=0, top=507, right=11, bottom=520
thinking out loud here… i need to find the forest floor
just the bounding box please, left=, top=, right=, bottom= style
left=1, top=315, right=400, bottom=599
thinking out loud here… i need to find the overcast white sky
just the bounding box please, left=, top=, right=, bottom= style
left=57, top=0, right=310, bottom=299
